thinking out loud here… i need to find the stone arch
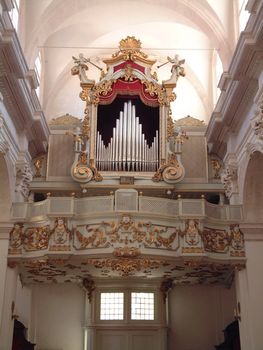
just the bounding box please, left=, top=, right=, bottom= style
left=0, top=154, right=13, bottom=221
left=243, top=151, right=263, bottom=223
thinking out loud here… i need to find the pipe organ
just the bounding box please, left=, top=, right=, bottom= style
left=96, top=100, right=159, bottom=172
left=70, top=36, right=186, bottom=184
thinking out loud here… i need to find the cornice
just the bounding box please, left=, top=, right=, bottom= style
left=0, top=8, right=50, bottom=158
left=206, top=3, right=263, bottom=158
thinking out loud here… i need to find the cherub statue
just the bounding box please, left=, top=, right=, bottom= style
left=167, top=55, right=185, bottom=81
left=71, top=54, right=94, bottom=84
left=158, top=54, right=185, bottom=85
left=71, top=54, right=102, bottom=84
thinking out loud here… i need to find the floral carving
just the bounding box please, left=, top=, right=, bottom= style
left=86, top=258, right=165, bottom=276
left=74, top=216, right=179, bottom=251
left=23, top=226, right=50, bottom=251
left=203, top=227, right=229, bottom=253
left=9, top=223, right=23, bottom=253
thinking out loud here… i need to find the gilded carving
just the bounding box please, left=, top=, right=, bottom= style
left=49, top=113, right=81, bottom=126
left=123, top=64, right=136, bottom=81
left=9, top=223, right=23, bottom=253
left=74, top=216, right=179, bottom=251
left=91, top=79, right=116, bottom=105
left=174, top=115, right=205, bottom=127
left=181, top=219, right=202, bottom=247
left=33, top=156, right=45, bottom=178
left=71, top=152, right=103, bottom=183
left=113, top=247, right=141, bottom=257
left=49, top=218, right=72, bottom=251
left=142, top=80, right=173, bottom=106
left=86, top=258, right=165, bottom=276
left=211, top=159, right=222, bottom=179
left=152, top=153, right=184, bottom=183
left=203, top=227, right=229, bottom=253
left=110, top=36, right=152, bottom=63
left=229, top=224, right=245, bottom=257
left=23, top=226, right=50, bottom=251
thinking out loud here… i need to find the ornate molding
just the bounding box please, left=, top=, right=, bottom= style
left=152, top=154, right=185, bottom=183
left=85, top=258, right=165, bottom=277
left=49, top=113, right=81, bottom=126
left=74, top=215, right=179, bottom=250
left=71, top=152, right=103, bottom=183
left=174, top=115, right=205, bottom=127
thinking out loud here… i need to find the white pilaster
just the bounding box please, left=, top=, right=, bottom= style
left=235, top=226, right=263, bottom=350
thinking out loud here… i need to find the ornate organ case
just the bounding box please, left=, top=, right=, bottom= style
left=70, top=36, right=186, bottom=185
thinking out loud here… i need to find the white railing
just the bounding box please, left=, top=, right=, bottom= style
left=11, top=194, right=243, bottom=222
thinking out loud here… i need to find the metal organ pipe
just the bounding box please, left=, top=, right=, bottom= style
left=96, top=100, right=159, bottom=171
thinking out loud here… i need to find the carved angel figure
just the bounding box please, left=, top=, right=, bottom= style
left=184, top=219, right=200, bottom=246
left=230, top=225, right=244, bottom=250
left=51, top=218, right=71, bottom=245
left=71, top=53, right=92, bottom=83
left=168, top=55, right=185, bottom=81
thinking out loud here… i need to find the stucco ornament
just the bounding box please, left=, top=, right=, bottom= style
left=15, top=163, right=33, bottom=198
left=220, top=165, right=238, bottom=199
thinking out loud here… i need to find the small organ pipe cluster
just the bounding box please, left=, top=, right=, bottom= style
left=96, top=101, right=159, bottom=172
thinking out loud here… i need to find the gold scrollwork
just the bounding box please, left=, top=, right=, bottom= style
left=86, top=258, right=166, bottom=276
left=72, top=152, right=102, bottom=183
left=113, top=247, right=141, bottom=257
left=152, top=153, right=184, bottom=183
left=74, top=216, right=178, bottom=250
left=23, top=226, right=50, bottom=251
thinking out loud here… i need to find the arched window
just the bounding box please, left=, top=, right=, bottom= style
left=238, top=0, right=250, bottom=32
left=9, top=0, right=20, bottom=31
left=34, top=51, right=42, bottom=98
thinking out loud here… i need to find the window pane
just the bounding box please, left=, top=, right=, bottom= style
left=100, top=292, right=124, bottom=320
left=131, top=292, right=154, bottom=320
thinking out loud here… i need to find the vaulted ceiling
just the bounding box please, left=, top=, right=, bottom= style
left=18, top=0, right=243, bottom=124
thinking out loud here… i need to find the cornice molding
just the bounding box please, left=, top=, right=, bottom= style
left=0, top=7, right=50, bottom=158
left=206, top=3, right=263, bottom=158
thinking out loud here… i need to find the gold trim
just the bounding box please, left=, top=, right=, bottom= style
left=174, top=115, right=205, bottom=127
left=49, top=114, right=81, bottom=126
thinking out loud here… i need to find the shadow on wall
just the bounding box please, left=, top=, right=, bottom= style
left=243, top=151, right=263, bottom=223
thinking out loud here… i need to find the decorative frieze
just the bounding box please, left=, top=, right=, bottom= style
left=8, top=217, right=245, bottom=259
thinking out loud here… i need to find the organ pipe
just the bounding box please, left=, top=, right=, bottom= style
left=96, top=101, right=159, bottom=171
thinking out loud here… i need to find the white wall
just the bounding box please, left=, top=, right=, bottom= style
left=32, top=283, right=84, bottom=350
left=168, top=284, right=236, bottom=350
